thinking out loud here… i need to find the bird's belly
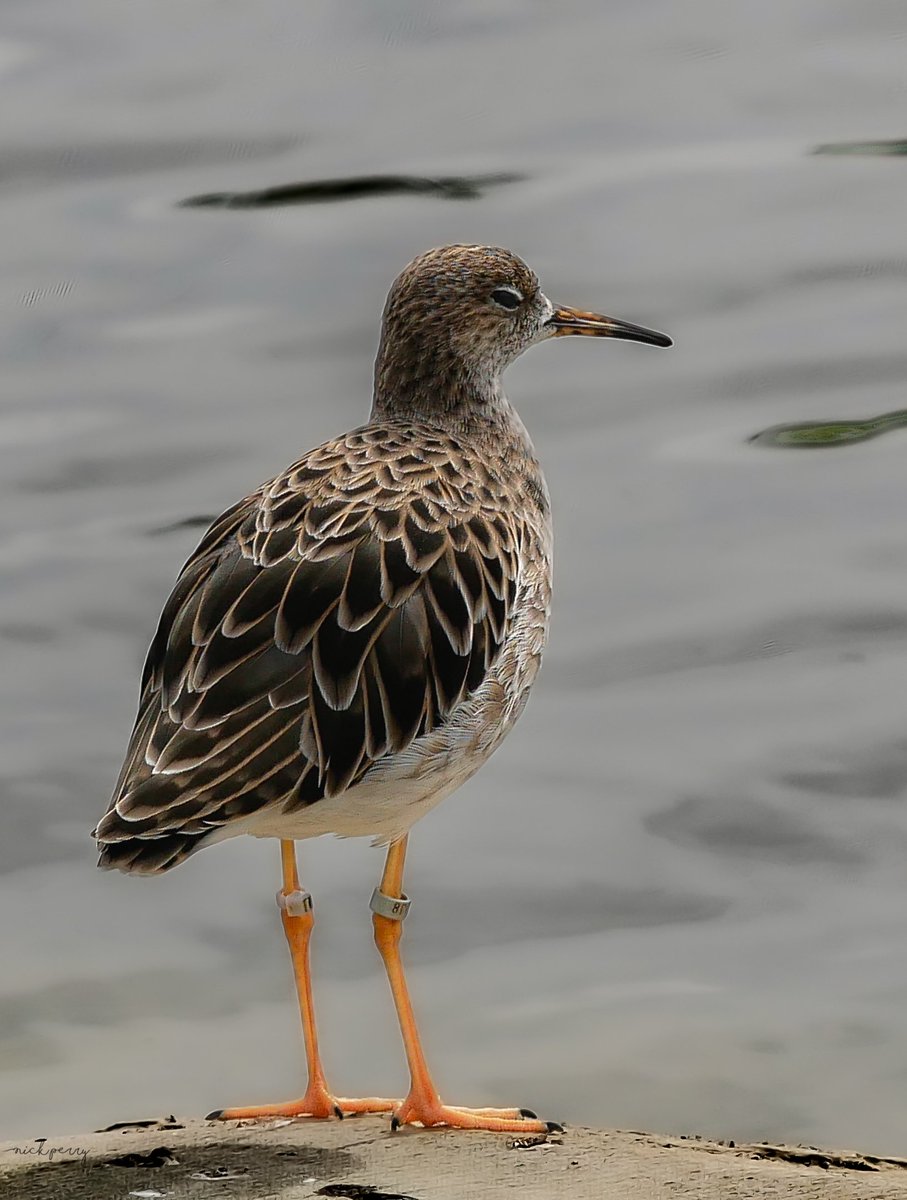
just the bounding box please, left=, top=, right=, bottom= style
left=243, top=603, right=548, bottom=845
left=246, top=747, right=486, bottom=844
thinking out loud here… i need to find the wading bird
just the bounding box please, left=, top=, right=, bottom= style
left=94, top=245, right=671, bottom=1132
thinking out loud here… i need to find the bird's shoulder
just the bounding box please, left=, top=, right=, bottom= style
left=164, top=420, right=534, bottom=636
left=250, top=419, right=537, bottom=548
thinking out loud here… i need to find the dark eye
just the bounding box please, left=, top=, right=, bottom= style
left=490, top=287, right=523, bottom=311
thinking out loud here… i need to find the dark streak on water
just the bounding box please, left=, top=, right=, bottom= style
left=645, top=794, right=863, bottom=866
left=179, top=172, right=523, bottom=209
left=149, top=514, right=218, bottom=537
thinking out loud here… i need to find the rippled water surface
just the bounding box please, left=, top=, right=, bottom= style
left=3, top=0, right=907, bottom=1155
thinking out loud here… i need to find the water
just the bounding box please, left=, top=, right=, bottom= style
left=2, top=0, right=907, bottom=1155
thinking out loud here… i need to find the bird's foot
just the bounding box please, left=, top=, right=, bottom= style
left=390, top=1093, right=561, bottom=1134
left=207, top=1085, right=397, bottom=1122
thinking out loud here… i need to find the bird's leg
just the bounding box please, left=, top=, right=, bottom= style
left=209, top=840, right=396, bottom=1121
left=372, top=836, right=557, bottom=1134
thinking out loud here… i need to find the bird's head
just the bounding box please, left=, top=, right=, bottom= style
left=373, top=244, right=671, bottom=419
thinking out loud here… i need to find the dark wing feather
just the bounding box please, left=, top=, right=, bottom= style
left=95, top=424, right=523, bottom=873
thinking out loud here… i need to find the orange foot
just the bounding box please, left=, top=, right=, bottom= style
left=390, top=1095, right=562, bottom=1134
left=207, top=1084, right=397, bottom=1122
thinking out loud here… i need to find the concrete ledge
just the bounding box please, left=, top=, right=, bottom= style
left=2, top=1115, right=906, bottom=1199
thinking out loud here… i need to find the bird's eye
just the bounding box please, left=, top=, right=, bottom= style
left=490, top=287, right=523, bottom=311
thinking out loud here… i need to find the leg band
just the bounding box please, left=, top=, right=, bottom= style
left=278, top=888, right=313, bottom=917
left=369, top=888, right=411, bottom=921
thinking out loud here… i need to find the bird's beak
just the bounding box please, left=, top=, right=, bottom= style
left=546, top=305, right=672, bottom=348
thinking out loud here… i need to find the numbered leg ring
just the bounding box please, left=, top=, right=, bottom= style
left=369, top=888, right=411, bottom=921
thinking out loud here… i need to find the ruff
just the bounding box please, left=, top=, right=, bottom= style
left=93, top=244, right=670, bottom=1134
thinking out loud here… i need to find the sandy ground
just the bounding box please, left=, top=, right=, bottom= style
left=2, top=1115, right=906, bottom=1200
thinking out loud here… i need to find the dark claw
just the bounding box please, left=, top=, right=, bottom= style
left=546, top=1121, right=565, bottom=1134
left=519, top=1108, right=538, bottom=1120
left=205, top=1109, right=224, bottom=1121
left=390, top=1115, right=401, bottom=1132
left=333, top=1105, right=345, bottom=1120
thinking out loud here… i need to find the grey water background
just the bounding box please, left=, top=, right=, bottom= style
left=2, top=0, right=907, bottom=1154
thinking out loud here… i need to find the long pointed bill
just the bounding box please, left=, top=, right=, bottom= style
left=547, top=305, right=672, bottom=347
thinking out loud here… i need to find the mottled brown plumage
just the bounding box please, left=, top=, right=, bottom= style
left=97, top=421, right=538, bottom=871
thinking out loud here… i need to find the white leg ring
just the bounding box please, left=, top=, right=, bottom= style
left=369, top=888, right=411, bottom=921
left=278, top=889, right=313, bottom=917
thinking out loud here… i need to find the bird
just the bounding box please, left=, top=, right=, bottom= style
left=93, top=244, right=671, bottom=1134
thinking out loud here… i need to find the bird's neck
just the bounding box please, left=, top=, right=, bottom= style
left=371, top=340, right=515, bottom=436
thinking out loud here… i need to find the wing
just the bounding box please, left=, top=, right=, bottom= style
left=95, top=424, right=522, bottom=872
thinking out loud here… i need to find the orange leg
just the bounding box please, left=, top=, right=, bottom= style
left=208, top=840, right=397, bottom=1121
left=372, top=835, right=560, bottom=1134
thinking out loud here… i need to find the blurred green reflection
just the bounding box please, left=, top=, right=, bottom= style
left=813, top=140, right=907, bottom=156
left=751, top=410, right=907, bottom=448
